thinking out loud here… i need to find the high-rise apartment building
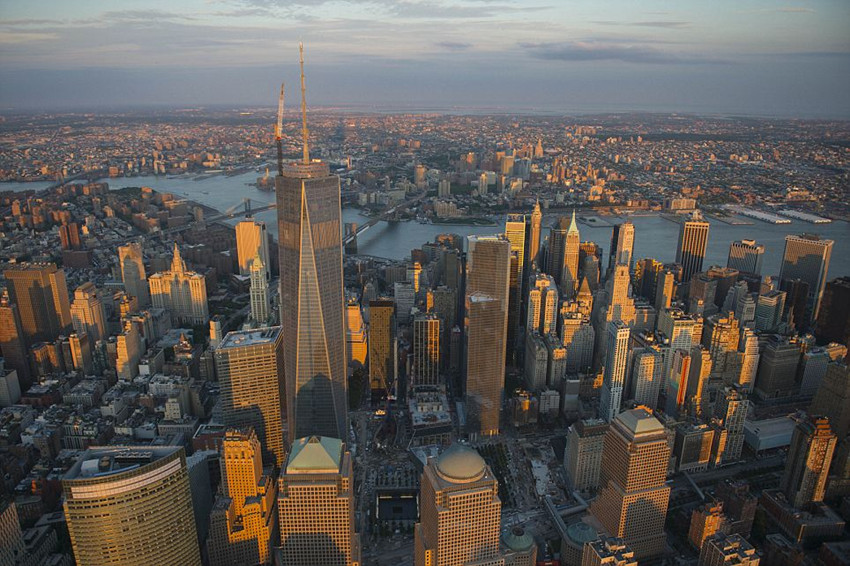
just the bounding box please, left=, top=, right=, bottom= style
left=564, top=418, right=607, bottom=493
left=465, top=235, right=511, bottom=437
left=779, top=233, right=833, bottom=325
left=276, top=111, right=347, bottom=442
left=3, top=262, right=72, bottom=344
left=727, top=239, right=764, bottom=275
left=118, top=242, right=151, bottom=306
left=62, top=446, right=201, bottom=566
left=0, top=290, right=32, bottom=389
left=816, top=277, right=850, bottom=349
left=368, top=300, right=394, bottom=398
left=215, top=327, right=285, bottom=466
left=608, top=221, right=635, bottom=273
left=526, top=273, right=558, bottom=335
left=70, top=282, right=108, bottom=343
left=149, top=244, right=209, bottom=325
left=277, top=436, right=361, bottom=566
left=676, top=211, right=710, bottom=282
left=412, top=313, right=441, bottom=387
left=600, top=321, right=630, bottom=422
left=590, top=408, right=671, bottom=560
left=207, top=429, right=277, bottom=566
left=780, top=414, right=836, bottom=508
left=250, top=253, right=270, bottom=323
left=236, top=218, right=270, bottom=278
left=582, top=537, right=638, bottom=566
left=414, top=444, right=502, bottom=566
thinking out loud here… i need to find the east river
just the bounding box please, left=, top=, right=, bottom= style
left=3, top=172, right=849, bottom=279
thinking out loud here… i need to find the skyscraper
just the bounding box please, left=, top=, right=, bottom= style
left=414, top=444, right=502, bottom=566
left=505, top=214, right=526, bottom=346
left=207, top=428, right=277, bottom=566
left=368, top=299, right=394, bottom=398
left=563, top=418, right=607, bottom=493
left=590, top=408, right=671, bottom=560
left=815, top=277, right=850, bottom=349
left=779, top=233, right=833, bottom=325
left=676, top=211, right=710, bottom=283
left=526, top=273, right=558, bottom=335
left=412, top=313, right=441, bottom=387
left=0, top=290, right=32, bottom=390
left=3, top=262, right=72, bottom=344
left=215, top=327, right=285, bottom=466
left=600, top=320, right=630, bottom=422
left=345, top=300, right=367, bottom=367
left=465, top=235, right=511, bottom=437
left=118, top=242, right=151, bottom=306
left=608, top=221, right=635, bottom=273
left=562, top=210, right=581, bottom=296
left=277, top=46, right=348, bottom=442
left=546, top=216, right=569, bottom=284
left=70, top=282, right=108, bottom=343
left=727, top=239, right=764, bottom=275
left=62, top=446, right=201, bottom=566
left=780, top=414, right=836, bottom=508
left=148, top=244, right=210, bottom=325
left=654, top=269, right=677, bottom=312
left=236, top=217, right=271, bottom=279
left=249, top=253, right=270, bottom=323
left=526, top=199, right=543, bottom=270
left=277, top=436, right=361, bottom=566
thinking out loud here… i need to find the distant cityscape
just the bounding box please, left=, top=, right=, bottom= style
left=1, top=46, right=850, bottom=566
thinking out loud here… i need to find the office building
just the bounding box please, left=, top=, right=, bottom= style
left=116, top=321, right=142, bottom=381
left=654, top=269, right=677, bottom=312
left=590, top=408, right=671, bottom=560
left=754, top=290, right=786, bottom=333
left=277, top=436, right=361, bottom=566
left=689, top=502, right=727, bottom=550
left=414, top=444, right=502, bottom=566
left=368, top=300, right=394, bottom=398
left=0, top=360, right=21, bottom=407
left=754, top=336, right=803, bottom=400
left=215, top=327, right=285, bottom=466
left=546, top=216, right=569, bottom=284
left=527, top=273, right=558, bottom=335
left=118, top=242, right=151, bottom=306
left=465, top=235, right=511, bottom=437
left=562, top=210, right=581, bottom=295
left=698, top=533, right=760, bottom=566
left=727, top=239, right=764, bottom=275
left=276, top=86, right=348, bottom=442
left=3, top=262, right=72, bottom=344
left=62, top=446, right=201, bottom=566
left=702, top=313, right=740, bottom=383
left=674, top=423, right=715, bottom=473
left=564, top=418, right=607, bottom=493
left=249, top=253, right=271, bottom=324
left=608, top=221, right=635, bottom=273
left=737, top=329, right=759, bottom=392
left=779, top=233, right=833, bottom=325
left=600, top=321, right=630, bottom=422
left=412, top=313, right=441, bottom=387
left=676, top=211, right=710, bottom=282
left=0, top=500, right=25, bottom=565
left=811, top=363, right=850, bottom=439
left=207, top=429, right=277, bottom=566
left=70, top=282, right=108, bottom=343
left=714, top=387, right=749, bottom=463
left=0, top=290, right=32, bottom=389
left=582, top=537, right=637, bottom=566
left=816, top=277, right=850, bottom=349
left=526, top=199, right=543, bottom=270
left=149, top=244, right=209, bottom=325
left=505, top=214, right=527, bottom=344
left=561, top=313, right=595, bottom=374
left=781, top=415, right=837, bottom=508
left=345, top=300, right=367, bottom=367
left=632, top=349, right=662, bottom=409
left=236, top=218, right=270, bottom=278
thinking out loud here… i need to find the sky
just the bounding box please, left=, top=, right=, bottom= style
left=1, top=0, right=849, bottom=117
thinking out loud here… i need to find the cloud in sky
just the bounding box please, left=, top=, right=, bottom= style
left=0, top=0, right=848, bottom=116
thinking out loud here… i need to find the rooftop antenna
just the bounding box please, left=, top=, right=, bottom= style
left=299, top=42, right=310, bottom=165
left=275, top=82, right=285, bottom=175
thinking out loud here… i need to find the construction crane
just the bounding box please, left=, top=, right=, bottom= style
left=275, top=82, right=285, bottom=175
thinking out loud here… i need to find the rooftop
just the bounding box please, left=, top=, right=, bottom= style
left=286, top=436, right=343, bottom=474
left=435, top=443, right=486, bottom=483
left=218, top=326, right=281, bottom=349
left=616, top=407, right=664, bottom=437
left=64, top=446, right=181, bottom=480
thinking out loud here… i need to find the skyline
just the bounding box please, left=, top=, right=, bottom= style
left=1, top=1, right=849, bottom=117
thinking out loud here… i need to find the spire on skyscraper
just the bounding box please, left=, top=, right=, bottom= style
left=568, top=208, right=579, bottom=234
left=171, top=242, right=185, bottom=274
left=299, top=42, right=310, bottom=165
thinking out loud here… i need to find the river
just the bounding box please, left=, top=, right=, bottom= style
left=3, top=172, right=848, bottom=279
